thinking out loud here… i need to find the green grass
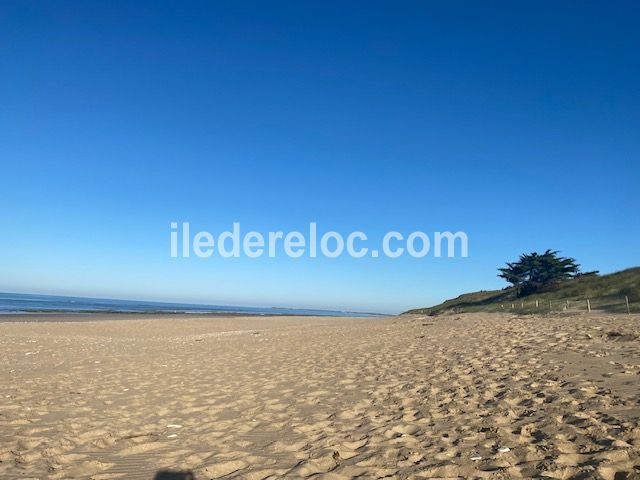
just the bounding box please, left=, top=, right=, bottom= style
left=403, top=267, right=640, bottom=315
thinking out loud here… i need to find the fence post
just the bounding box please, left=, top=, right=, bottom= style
left=535, top=299, right=539, bottom=308
left=587, top=299, right=591, bottom=313
left=626, top=296, right=631, bottom=315
left=511, top=303, right=514, bottom=309
left=521, top=301, right=524, bottom=309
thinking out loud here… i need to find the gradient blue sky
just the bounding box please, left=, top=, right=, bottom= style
left=1, top=1, right=639, bottom=313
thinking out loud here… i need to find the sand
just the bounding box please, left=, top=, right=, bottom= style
left=1, top=312, right=639, bottom=479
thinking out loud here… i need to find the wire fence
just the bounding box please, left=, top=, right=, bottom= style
left=499, top=295, right=637, bottom=314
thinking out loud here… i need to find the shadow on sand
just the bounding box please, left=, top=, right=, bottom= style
left=153, top=471, right=195, bottom=480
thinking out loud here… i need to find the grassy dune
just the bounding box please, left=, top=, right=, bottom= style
left=405, top=267, right=640, bottom=315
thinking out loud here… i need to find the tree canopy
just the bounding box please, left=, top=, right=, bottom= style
left=498, top=250, right=580, bottom=296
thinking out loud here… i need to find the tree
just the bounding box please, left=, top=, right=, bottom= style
left=498, top=250, right=580, bottom=296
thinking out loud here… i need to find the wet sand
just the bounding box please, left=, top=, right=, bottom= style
left=1, top=312, right=639, bottom=479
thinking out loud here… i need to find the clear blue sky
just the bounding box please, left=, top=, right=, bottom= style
left=1, top=1, right=638, bottom=314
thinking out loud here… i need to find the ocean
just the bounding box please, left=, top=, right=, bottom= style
left=0, top=292, right=378, bottom=317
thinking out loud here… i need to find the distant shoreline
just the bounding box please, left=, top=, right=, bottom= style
left=0, top=311, right=386, bottom=323
left=0, top=292, right=384, bottom=318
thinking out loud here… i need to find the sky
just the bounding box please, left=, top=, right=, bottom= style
left=1, top=1, right=639, bottom=314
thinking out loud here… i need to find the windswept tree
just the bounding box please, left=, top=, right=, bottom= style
left=498, top=250, right=580, bottom=296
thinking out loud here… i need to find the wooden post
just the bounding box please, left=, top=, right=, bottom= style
left=521, top=301, right=524, bottom=309
left=587, top=299, right=591, bottom=313
left=626, top=296, right=631, bottom=315
left=549, top=300, right=552, bottom=312
left=511, top=303, right=514, bottom=309
left=535, top=299, right=539, bottom=308
left=565, top=300, right=569, bottom=310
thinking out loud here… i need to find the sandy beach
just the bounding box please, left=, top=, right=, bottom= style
left=1, top=313, right=639, bottom=479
